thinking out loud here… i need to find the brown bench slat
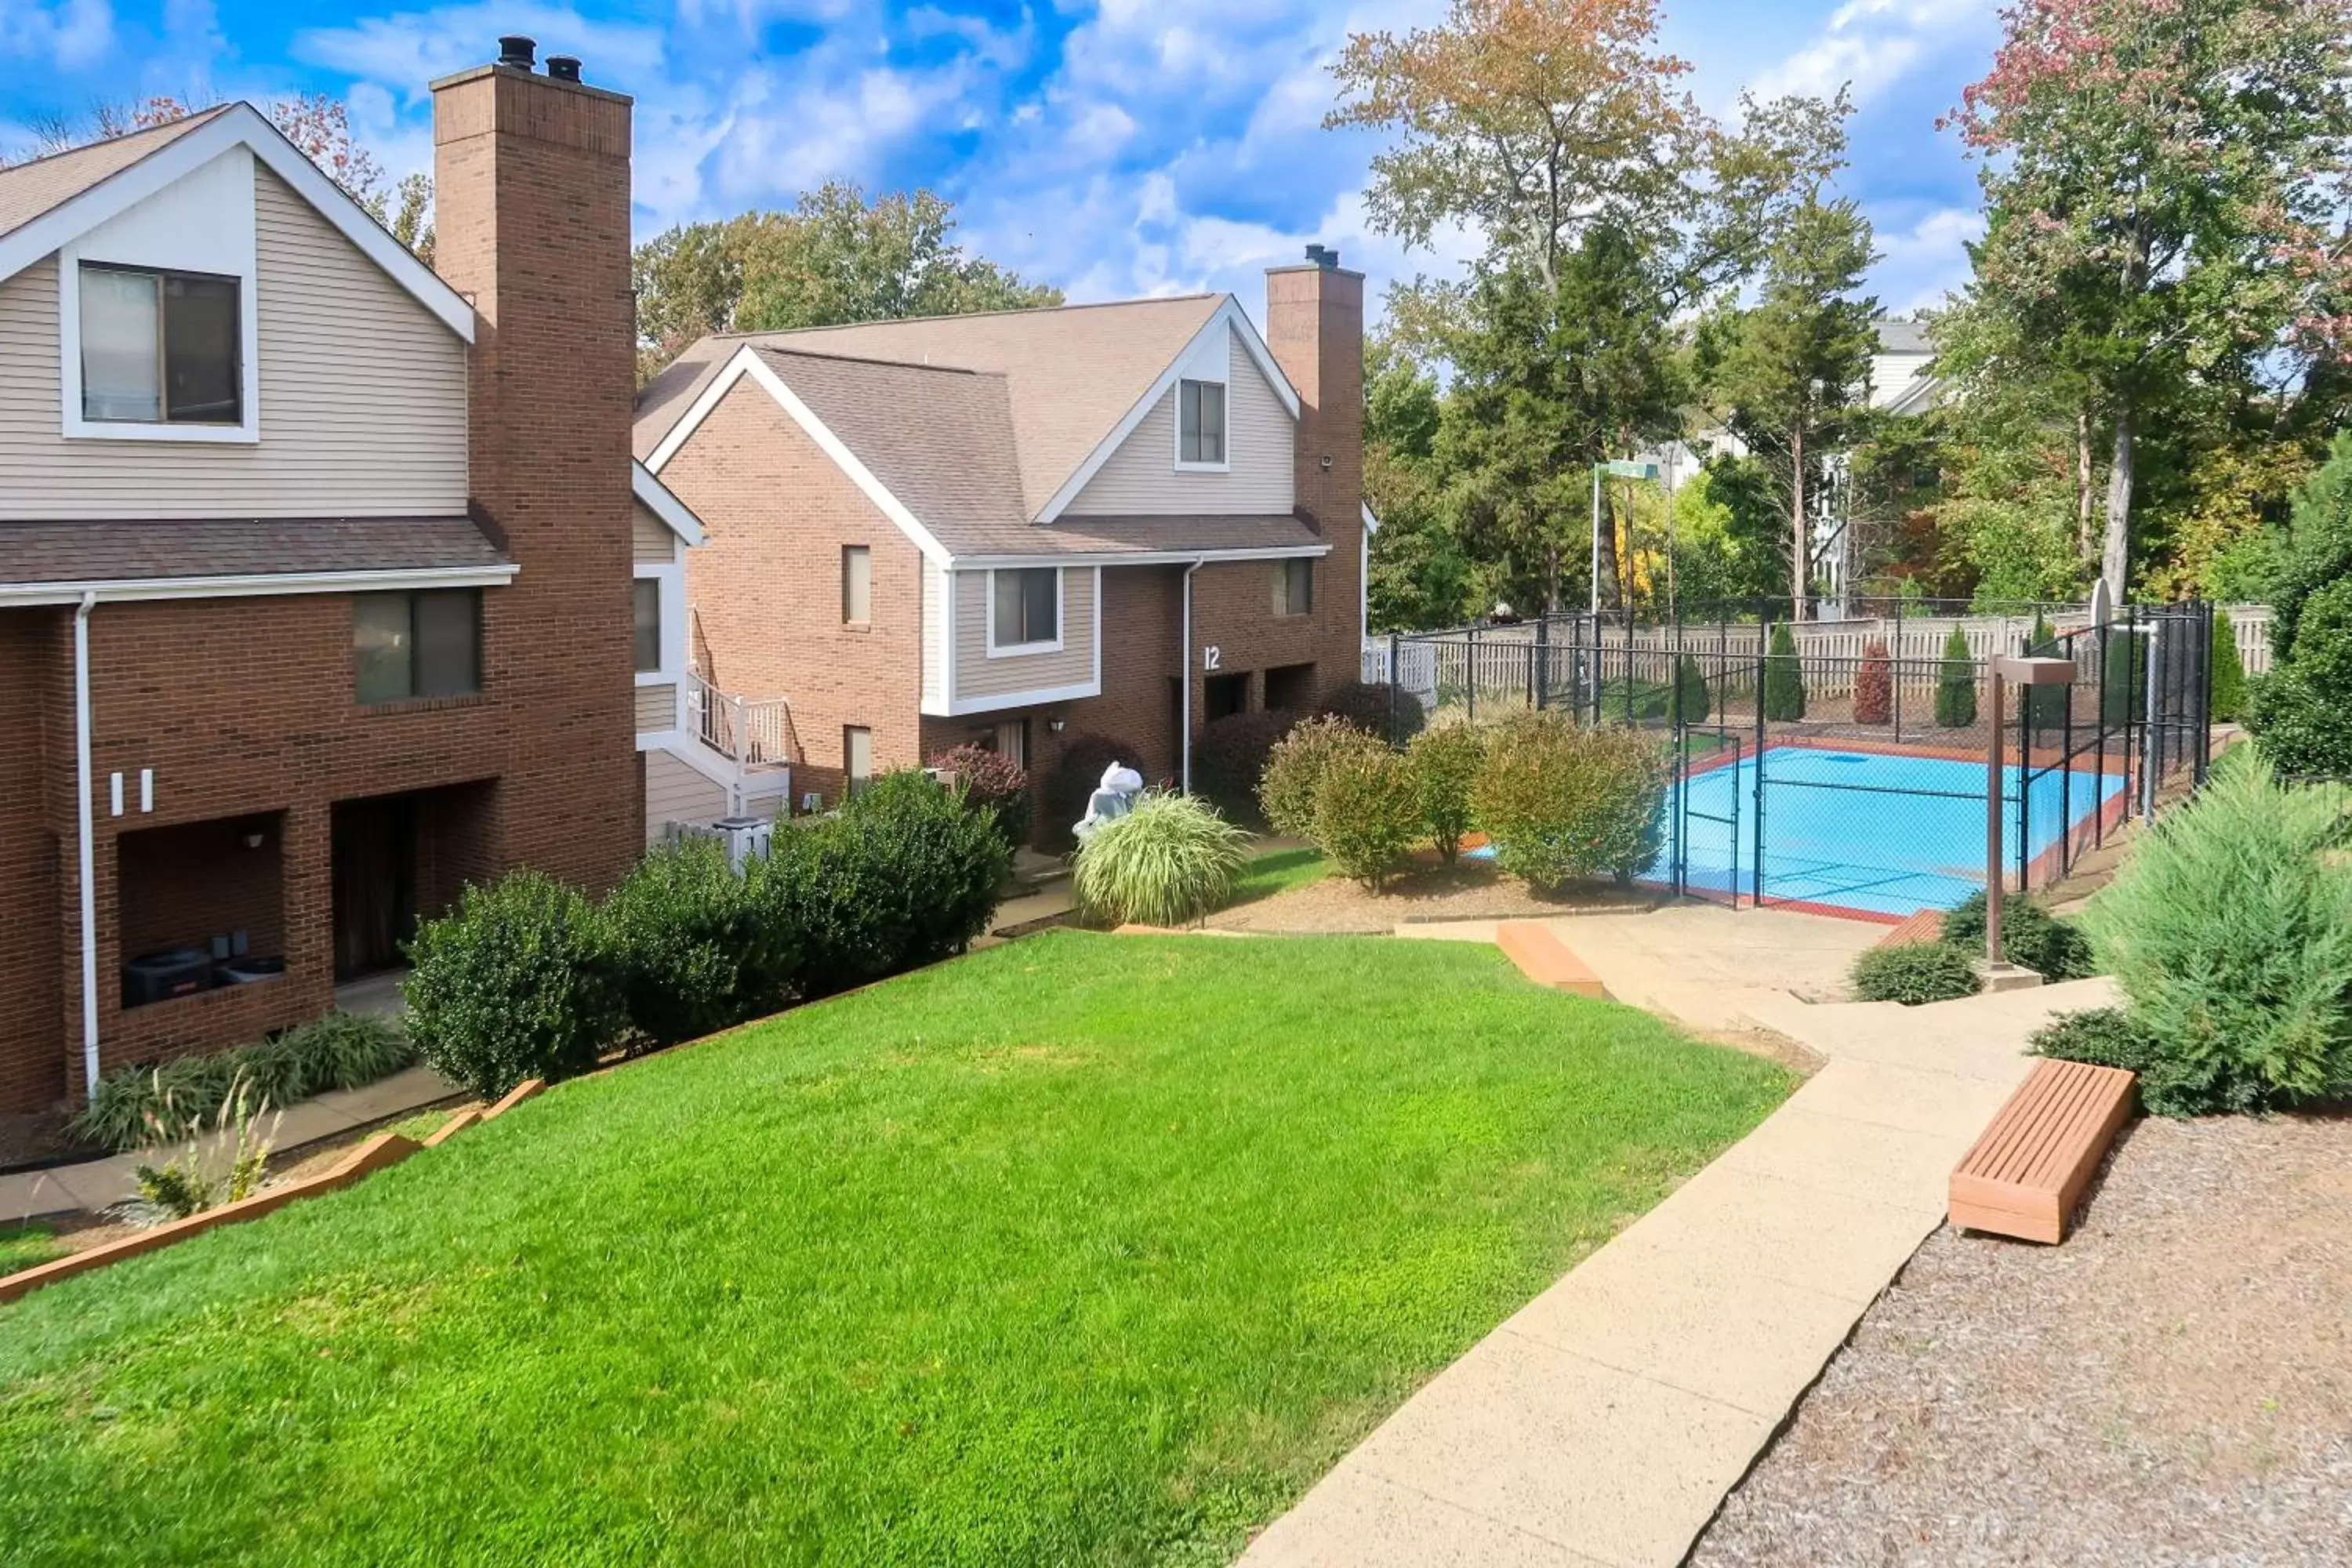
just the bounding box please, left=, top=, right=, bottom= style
left=1950, top=1058, right=2135, bottom=1243
left=1496, top=922, right=1610, bottom=999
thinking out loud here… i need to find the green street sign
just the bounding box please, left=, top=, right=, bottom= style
left=1598, top=460, right=1658, bottom=479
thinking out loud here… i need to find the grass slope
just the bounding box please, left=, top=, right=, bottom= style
left=0, top=933, right=1788, bottom=1566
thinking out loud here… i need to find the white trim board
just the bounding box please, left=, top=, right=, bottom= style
left=936, top=677, right=1104, bottom=718
left=633, top=461, right=706, bottom=546
left=0, top=103, right=474, bottom=342
left=952, top=543, right=1331, bottom=571
left=0, top=562, right=517, bottom=608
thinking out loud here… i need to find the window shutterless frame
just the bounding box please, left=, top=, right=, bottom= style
left=987, top=567, right=1062, bottom=655
left=78, top=262, right=244, bottom=426
left=1176, top=377, right=1227, bottom=469
left=354, top=589, right=482, bottom=704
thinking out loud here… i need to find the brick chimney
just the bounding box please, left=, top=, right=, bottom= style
left=430, top=39, right=642, bottom=888
left=1267, top=245, right=1366, bottom=659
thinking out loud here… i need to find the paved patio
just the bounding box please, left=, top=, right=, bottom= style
left=1240, top=911, right=2115, bottom=1568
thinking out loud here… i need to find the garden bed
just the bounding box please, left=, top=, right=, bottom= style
left=1210, top=856, right=1659, bottom=934
left=0, top=931, right=1788, bottom=1566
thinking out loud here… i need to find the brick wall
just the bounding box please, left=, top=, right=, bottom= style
left=0, top=609, right=64, bottom=1112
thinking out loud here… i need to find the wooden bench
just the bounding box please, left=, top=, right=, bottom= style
left=1949, top=1058, right=2136, bottom=1243
left=1875, top=908, right=1947, bottom=949
left=1496, top=922, right=1610, bottom=1000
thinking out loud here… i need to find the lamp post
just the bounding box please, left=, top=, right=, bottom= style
left=1985, top=654, right=2075, bottom=982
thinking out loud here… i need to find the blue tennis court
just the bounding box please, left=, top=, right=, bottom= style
left=1673, top=746, right=2127, bottom=918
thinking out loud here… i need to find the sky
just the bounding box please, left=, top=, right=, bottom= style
left=0, top=0, right=2003, bottom=328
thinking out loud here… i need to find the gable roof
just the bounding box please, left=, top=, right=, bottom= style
left=636, top=293, right=1298, bottom=525
left=1875, top=316, right=1933, bottom=355
left=631, top=460, right=705, bottom=547
left=0, top=102, right=474, bottom=341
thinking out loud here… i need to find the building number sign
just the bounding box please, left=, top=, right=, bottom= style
left=1203, top=646, right=1221, bottom=671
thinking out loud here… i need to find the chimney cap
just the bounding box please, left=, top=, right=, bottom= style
left=546, top=55, right=583, bottom=82
left=1304, top=243, right=1339, bottom=269
left=496, top=34, right=537, bottom=69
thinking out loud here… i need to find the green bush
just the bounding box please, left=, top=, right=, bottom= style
left=1675, top=655, right=1712, bottom=723
left=928, top=742, right=1032, bottom=850
left=1762, top=622, right=1806, bottom=720
left=1073, top=791, right=1250, bottom=927
left=405, top=870, right=625, bottom=1100
left=2031, top=1007, right=2159, bottom=1076
left=2083, top=753, right=2352, bottom=1114
left=69, top=1014, right=413, bottom=1152
left=1934, top=624, right=1978, bottom=727
left=1047, top=731, right=1145, bottom=849
left=1193, top=710, right=1298, bottom=825
left=2252, top=579, right=2352, bottom=775
left=2209, top=616, right=2247, bottom=723
left=1406, top=721, right=1486, bottom=863
left=1259, top=715, right=1383, bottom=841
left=2022, top=613, right=2067, bottom=731
left=1938, top=891, right=2096, bottom=980
left=1849, top=941, right=1980, bottom=1005
left=603, top=837, right=786, bottom=1049
left=1472, top=715, right=1670, bottom=889
left=1320, top=679, right=1425, bottom=742
left=1313, top=746, right=1423, bottom=890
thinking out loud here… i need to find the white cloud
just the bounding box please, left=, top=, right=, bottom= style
left=1869, top=204, right=1983, bottom=314
left=292, top=2, right=668, bottom=101
left=1, top=0, right=114, bottom=71
left=1749, top=0, right=1990, bottom=107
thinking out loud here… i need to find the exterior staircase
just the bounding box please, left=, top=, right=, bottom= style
left=655, top=670, right=797, bottom=823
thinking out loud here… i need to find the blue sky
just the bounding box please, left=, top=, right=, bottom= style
left=0, top=0, right=1999, bottom=325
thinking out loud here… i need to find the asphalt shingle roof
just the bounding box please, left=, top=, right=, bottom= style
left=0, top=108, right=231, bottom=241
left=0, top=516, right=509, bottom=588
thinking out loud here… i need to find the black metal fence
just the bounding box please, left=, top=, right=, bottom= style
left=1368, top=601, right=2216, bottom=920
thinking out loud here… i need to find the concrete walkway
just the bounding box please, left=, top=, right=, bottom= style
left=0, top=1064, right=459, bottom=1225
left=1240, top=960, right=2118, bottom=1568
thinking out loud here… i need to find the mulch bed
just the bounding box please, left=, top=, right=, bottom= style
left=1207, top=858, right=1658, bottom=935
left=1690, top=1112, right=2352, bottom=1566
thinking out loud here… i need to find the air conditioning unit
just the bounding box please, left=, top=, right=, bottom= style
left=713, top=815, right=774, bottom=876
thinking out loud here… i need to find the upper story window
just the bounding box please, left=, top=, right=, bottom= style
left=355, top=590, right=481, bottom=705
left=633, top=579, right=662, bottom=673
left=1178, top=378, right=1226, bottom=467
left=989, top=568, right=1060, bottom=653
left=1272, top=558, right=1314, bottom=618
left=80, top=263, right=241, bottom=426
left=842, top=545, right=872, bottom=626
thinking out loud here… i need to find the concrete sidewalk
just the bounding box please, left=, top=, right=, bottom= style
left=1240, top=973, right=2117, bottom=1568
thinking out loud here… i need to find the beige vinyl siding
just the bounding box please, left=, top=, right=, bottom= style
left=0, top=168, right=468, bottom=520
left=635, top=682, right=677, bottom=731
left=1065, top=328, right=1294, bottom=516
left=644, top=748, right=728, bottom=844
left=633, top=501, right=678, bottom=564
left=953, top=565, right=1096, bottom=702
left=921, top=556, right=949, bottom=712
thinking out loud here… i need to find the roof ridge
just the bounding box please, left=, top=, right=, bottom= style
left=0, top=103, right=234, bottom=180
left=754, top=344, right=1000, bottom=378
left=709, top=291, right=1225, bottom=343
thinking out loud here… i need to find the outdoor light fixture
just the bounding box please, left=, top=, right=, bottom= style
left=1047, top=717, right=1065, bottom=734
left=1984, top=654, right=2076, bottom=982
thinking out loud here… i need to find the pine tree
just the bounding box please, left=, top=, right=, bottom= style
left=1674, top=654, right=1712, bottom=723
left=1763, top=622, right=1807, bottom=721
left=1853, top=637, right=1891, bottom=724
left=1936, top=624, right=1979, bottom=727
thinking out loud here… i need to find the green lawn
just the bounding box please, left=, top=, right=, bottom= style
left=0, top=932, right=1789, bottom=1566
left=0, top=1226, right=62, bottom=1275
left=1225, top=844, right=1330, bottom=908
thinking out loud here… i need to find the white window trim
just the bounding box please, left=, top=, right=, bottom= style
left=985, top=566, right=1065, bottom=658
left=633, top=561, right=687, bottom=686
left=1172, top=376, right=1230, bottom=474
left=60, top=245, right=261, bottom=445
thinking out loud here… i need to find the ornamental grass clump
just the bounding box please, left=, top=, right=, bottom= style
left=1259, top=715, right=1383, bottom=841
left=1313, top=746, right=1422, bottom=890
left=2081, top=753, right=2352, bottom=1114
left=70, top=1014, right=414, bottom=1152
left=1073, top=791, right=1250, bottom=927
left=1849, top=940, right=1981, bottom=1005
left=1471, top=715, right=1670, bottom=890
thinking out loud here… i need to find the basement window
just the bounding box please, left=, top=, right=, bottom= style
left=80, top=263, right=242, bottom=425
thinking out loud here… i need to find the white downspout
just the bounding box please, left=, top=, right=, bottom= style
left=1180, top=558, right=1205, bottom=793
left=73, top=591, right=100, bottom=1100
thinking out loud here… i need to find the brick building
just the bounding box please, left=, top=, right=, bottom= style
left=633, top=252, right=1367, bottom=838
left=0, top=40, right=699, bottom=1120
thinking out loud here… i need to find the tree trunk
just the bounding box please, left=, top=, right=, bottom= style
left=2102, top=401, right=2134, bottom=603
left=1789, top=423, right=1808, bottom=620
left=2074, top=408, right=2096, bottom=568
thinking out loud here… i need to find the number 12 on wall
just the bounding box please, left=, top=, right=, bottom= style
left=1203, top=646, right=1221, bottom=671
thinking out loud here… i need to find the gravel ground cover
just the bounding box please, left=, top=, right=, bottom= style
left=1692, top=1113, right=2352, bottom=1567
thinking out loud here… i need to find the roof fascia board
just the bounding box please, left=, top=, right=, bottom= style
left=631, top=459, right=706, bottom=546
left=644, top=345, right=953, bottom=565
left=0, top=561, right=518, bottom=608
left=1032, top=297, right=1302, bottom=526
left=951, top=542, right=1331, bottom=571
left=0, top=104, right=476, bottom=341
left=1361, top=503, right=1380, bottom=534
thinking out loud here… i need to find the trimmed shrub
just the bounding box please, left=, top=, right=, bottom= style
left=1762, top=622, right=1806, bottom=720
left=1048, top=731, right=1144, bottom=848
left=1406, top=720, right=1486, bottom=863
left=2252, top=579, right=2352, bottom=775
left=2031, top=1007, right=2159, bottom=1076
left=928, top=742, right=1032, bottom=850
left=1935, top=624, right=1978, bottom=728
left=405, top=870, right=624, bottom=1100
left=1472, top=715, right=1671, bottom=890
left=1938, top=891, right=2096, bottom=981
left=1674, top=655, right=1712, bottom=723
left=1194, top=710, right=1299, bottom=826
left=1853, top=638, right=1891, bottom=724
left=2209, top=616, right=2247, bottom=724
left=1322, top=679, right=1426, bottom=742
left=1073, top=790, right=1250, bottom=927
left=1314, top=746, right=1423, bottom=890
left=2022, top=613, right=2068, bottom=731
left=603, top=837, right=786, bottom=1049
left=1260, top=715, right=1383, bottom=841
left=1849, top=941, right=1980, bottom=1005
left=2083, top=753, right=2352, bottom=1114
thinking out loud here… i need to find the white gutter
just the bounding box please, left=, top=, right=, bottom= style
left=0, top=562, right=517, bottom=610
left=1180, top=558, right=1205, bottom=794
left=73, top=591, right=99, bottom=1099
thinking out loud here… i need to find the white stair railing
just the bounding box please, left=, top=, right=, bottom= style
left=683, top=670, right=795, bottom=771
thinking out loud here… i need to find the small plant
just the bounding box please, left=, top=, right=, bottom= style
left=1321, top=679, right=1425, bottom=742
left=1313, top=746, right=1423, bottom=890
left=1673, top=655, right=1711, bottom=723
left=1935, top=624, right=1978, bottom=727
left=1259, top=715, right=1383, bottom=840
left=1471, top=715, right=1670, bottom=890
left=1406, top=721, right=1485, bottom=863
left=132, top=1072, right=281, bottom=1221
left=2209, top=618, right=2246, bottom=723
left=1849, top=941, right=1981, bottom=1005
left=928, top=742, right=1032, bottom=849
left=1192, top=710, right=1298, bottom=826
left=1072, top=791, right=1250, bottom=927
left=68, top=1014, right=412, bottom=1152
left=1762, top=622, right=1806, bottom=721
left=1853, top=637, right=1891, bottom=724
left=1939, top=891, right=2096, bottom=980
left=2031, top=1007, right=2158, bottom=1076
left=405, top=870, right=624, bottom=1100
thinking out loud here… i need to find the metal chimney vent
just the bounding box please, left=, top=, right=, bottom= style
left=496, top=34, right=537, bottom=69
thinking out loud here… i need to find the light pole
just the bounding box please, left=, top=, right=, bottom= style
left=1985, top=653, right=2075, bottom=983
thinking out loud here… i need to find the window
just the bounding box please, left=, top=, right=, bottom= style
left=841, top=545, right=872, bottom=625
left=990, top=568, right=1059, bottom=651
left=80, top=263, right=241, bottom=424
left=354, top=590, right=481, bottom=704
left=1178, top=378, right=1225, bottom=466
left=844, top=726, right=873, bottom=797
left=1272, top=558, right=1314, bottom=617
left=633, top=579, right=662, bottom=673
